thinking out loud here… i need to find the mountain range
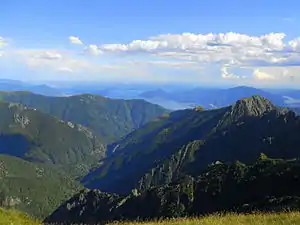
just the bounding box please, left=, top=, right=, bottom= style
left=0, top=91, right=167, bottom=218
left=1, top=79, right=300, bottom=110
left=139, top=86, right=297, bottom=109
left=0, top=91, right=168, bottom=143
left=44, top=95, right=300, bottom=224
left=0, top=87, right=299, bottom=223
left=82, top=95, right=300, bottom=195
left=0, top=79, right=63, bottom=96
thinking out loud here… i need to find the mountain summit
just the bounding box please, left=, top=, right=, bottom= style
left=231, top=95, right=276, bottom=117
left=217, top=95, right=280, bottom=128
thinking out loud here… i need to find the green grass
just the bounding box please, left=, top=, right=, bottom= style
left=0, top=208, right=40, bottom=225
left=8, top=212, right=300, bottom=225
left=108, top=212, right=300, bottom=225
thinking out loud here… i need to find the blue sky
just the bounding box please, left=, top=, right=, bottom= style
left=1, top=0, right=300, bottom=87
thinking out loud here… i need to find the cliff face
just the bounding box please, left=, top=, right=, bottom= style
left=137, top=140, right=204, bottom=191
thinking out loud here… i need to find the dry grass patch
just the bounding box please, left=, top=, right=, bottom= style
left=0, top=208, right=40, bottom=225
left=109, top=212, right=300, bottom=225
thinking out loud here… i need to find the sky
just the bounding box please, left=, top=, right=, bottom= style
left=1, top=0, right=300, bottom=87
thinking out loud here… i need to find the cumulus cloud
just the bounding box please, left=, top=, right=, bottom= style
left=4, top=32, right=300, bottom=84
left=97, top=32, right=286, bottom=54
left=253, top=69, right=276, bottom=80
left=86, top=32, right=300, bottom=69
left=86, top=45, right=102, bottom=55
left=221, top=66, right=246, bottom=79
left=69, top=36, right=83, bottom=45
left=78, top=31, right=300, bottom=83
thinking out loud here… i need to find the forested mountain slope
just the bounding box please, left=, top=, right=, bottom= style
left=82, top=96, right=300, bottom=194
left=46, top=156, right=300, bottom=224
left=0, top=101, right=106, bottom=177
left=0, top=154, right=82, bottom=218
left=0, top=91, right=168, bottom=143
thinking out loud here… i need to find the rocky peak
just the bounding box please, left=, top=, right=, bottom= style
left=231, top=95, right=276, bottom=117
left=217, top=95, right=279, bottom=128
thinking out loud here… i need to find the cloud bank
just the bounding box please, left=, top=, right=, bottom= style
left=1, top=32, right=300, bottom=85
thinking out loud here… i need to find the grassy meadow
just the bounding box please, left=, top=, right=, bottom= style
left=0, top=208, right=40, bottom=225
left=109, top=212, right=300, bottom=225
left=2, top=211, right=300, bottom=225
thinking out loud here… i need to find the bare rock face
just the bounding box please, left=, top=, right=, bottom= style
left=231, top=95, right=276, bottom=117
left=13, top=113, right=30, bottom=128
left=217, top=95, right=288, bottom=129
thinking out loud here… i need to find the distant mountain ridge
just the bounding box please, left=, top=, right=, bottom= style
left=0, top=79, right=62, bottom=96
left=140, top=86, right=289, bottom=109
left=0, top=91, right=168, bottom=143
left=0, top=79, right=299, bottom=110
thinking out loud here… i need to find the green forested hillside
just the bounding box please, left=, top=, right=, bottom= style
left=0, top=91, right=167, bottom=220
left=0, top=101, right=106, bottom=177
left=0, top=91, right=168, bottom=143
left=0, top=154, right=82, bottom=218
left=82, top=96, right=300, bottom=194
left=45, top=156, right=300, bottom=224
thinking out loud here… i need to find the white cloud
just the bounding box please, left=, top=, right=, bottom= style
left=10, top=49, right=88, bottom=73
left=86, top=45, right=102, bottom=55
left=80, top=32, right=300, bottom=84
left=0, top=37, right=7, bottom=48
left=288, top=38, right=300, bottom=52
left=253, top=69, right=276, bottom=80
left=69, top=36, right=83, bottom=45
left=34, top=51, right=63, bottom=60
left=87, top=32, right=300, bottom=69
left=3, top=32, right=300, bottom=84
left=97, top=32, right=287, bottom=54
left=128, top=60, right=202, bottom=70
left=57, top=67, right=73, bottom=73
left=221, top=66, right=243, bottom=79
